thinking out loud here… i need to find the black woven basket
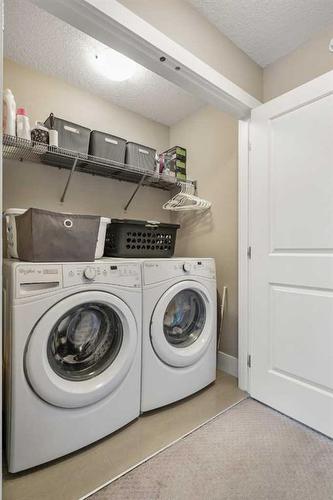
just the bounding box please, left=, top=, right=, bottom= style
left=104, top=219, right=180, bottom=258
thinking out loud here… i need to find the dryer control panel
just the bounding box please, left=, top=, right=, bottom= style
left=143, top=258, right=215, bottom=285
left=63, top=262, right=141, bottom=288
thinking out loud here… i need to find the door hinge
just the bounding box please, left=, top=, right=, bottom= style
left=247, top=246, right=252, bottom=259
left=247, top=354, right=252, bottom=368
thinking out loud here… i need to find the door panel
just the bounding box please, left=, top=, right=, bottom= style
left=270, top=96, right=333, bottom=251
left=270, top=285, right=333, bottom=390
left=250, top=71, right=333, bottom=437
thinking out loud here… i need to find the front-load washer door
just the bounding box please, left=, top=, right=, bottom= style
left=25, top=291, right=138, bottom=408
left=150, top=280, right=213, bottom=368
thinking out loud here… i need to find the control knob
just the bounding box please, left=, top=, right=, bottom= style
left=183, top=262, right=191, bottom=273
left=84, top=266, right=96, bottom=281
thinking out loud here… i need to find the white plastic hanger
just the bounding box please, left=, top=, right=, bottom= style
left=163, top=182, right=211, bottom=212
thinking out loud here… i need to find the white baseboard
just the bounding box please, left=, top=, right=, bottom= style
left=217, top=351, right=238, bottom=378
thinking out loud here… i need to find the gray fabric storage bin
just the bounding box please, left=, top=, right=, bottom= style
left=125, top=142, right=156, bottom=172
left=16, top=208, right=100, bottom=262
left=44, top=115, right=91, bottom=155
left=89, top=131, right=126, bottom=163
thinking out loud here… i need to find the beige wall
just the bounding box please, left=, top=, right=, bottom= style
left=3, top=2, right=263, bottom=363
left=4, top=59, right=239, bottom=358
left=264, top=23, right=333, bottom=101
left=3, top=59, right=171, bottom=221
left=119, top=0, right=262, bottom=101
left=170, top=106, right=238, bottom=357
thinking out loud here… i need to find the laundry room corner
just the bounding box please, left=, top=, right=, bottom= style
left=170, top=105, right=239, bottom=364
left=2, top=1, right=251, bottom=496
left=3, top=1, right=332, bottom=499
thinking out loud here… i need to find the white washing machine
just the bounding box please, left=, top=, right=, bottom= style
left=3, top=259, right=142, bottom=472
left=141, top=258, right=217, bottom=412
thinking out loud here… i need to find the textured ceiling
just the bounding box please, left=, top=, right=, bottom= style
left=4, top=0, right=203, bottom=126
left=188, top=0, right=333, bottom=67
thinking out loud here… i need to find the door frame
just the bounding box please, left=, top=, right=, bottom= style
left=238, top=119, right=251, bottom=391
left=0, top=0, right=3, bottom=494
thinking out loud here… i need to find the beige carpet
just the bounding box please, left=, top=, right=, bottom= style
left=89, top=399, right=333, bottom=500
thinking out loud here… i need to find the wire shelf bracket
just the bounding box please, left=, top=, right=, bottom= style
left=60, top=156, right=79, bottom=203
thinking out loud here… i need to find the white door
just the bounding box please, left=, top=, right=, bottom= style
left=249, top=70, right=333, bottom=437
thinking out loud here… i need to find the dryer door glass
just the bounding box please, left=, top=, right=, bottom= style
left=47, top=302, right=123, bottom=381
left=163, top=290, right=206, bottom=348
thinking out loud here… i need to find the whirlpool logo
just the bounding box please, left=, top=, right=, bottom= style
left=18, top=267, right=58, bottom=276
left=18, top=268, right=35, bottom=275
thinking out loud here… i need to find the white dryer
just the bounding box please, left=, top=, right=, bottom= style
left=141, top=258, right=217, bottom=412
left=3, top=259, right=142, bottom=472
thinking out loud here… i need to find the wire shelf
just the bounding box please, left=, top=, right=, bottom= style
left=3, top=134, right=181, bottom=191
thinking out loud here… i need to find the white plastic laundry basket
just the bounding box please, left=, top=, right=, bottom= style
left=95, top=217, right=111, bottom=258
left=5, top=208, right=26, bottom=259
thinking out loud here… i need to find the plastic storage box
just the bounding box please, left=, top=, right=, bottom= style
left=89, top=131, right=126, bottom=164
left=5, top=209, right=109, bottom=260
left=125, top=142, right=156, bottom=172
left=161, top=145, right=187, bottom=181
left=44, top=115, right=91, bottom=155
left=104, top=219, right=180, bottom=258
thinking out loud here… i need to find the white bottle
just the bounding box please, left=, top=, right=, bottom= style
left=16, top=107, right=31, bottom=141
left=48, top=128, right=58, bottom=147
left=3, top=89, right=17, bottom=136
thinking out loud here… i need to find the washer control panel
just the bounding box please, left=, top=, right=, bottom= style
left=143, top=258, right=215, bottom=285
left=63, top=262, right=141, bottom=288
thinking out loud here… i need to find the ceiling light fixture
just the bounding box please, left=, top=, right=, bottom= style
left=93, top=48, right=137, bottom=81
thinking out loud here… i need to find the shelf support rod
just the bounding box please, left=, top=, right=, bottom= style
left=60, top=156, right=79, bottom=203
left=124, top=174, right=147, bottom=211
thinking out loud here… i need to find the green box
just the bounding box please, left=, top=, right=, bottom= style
left=162, top=145, right=187, bottom=181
